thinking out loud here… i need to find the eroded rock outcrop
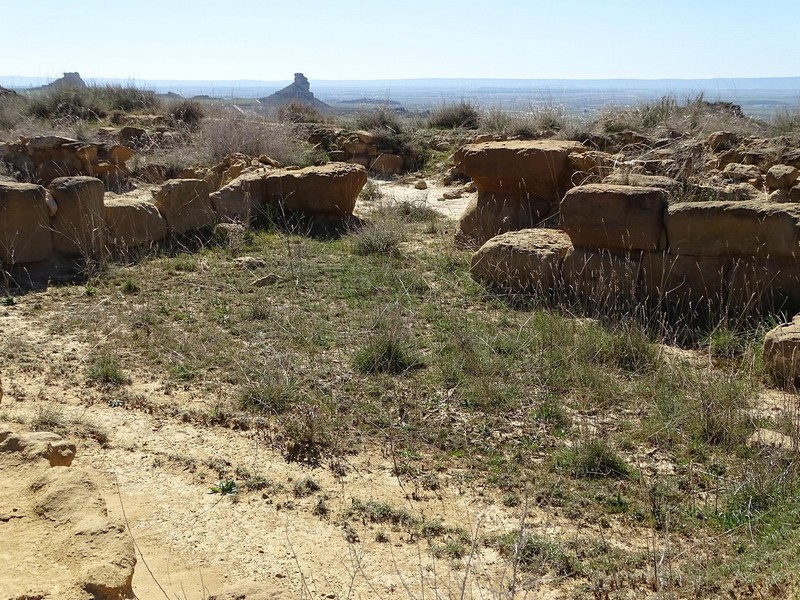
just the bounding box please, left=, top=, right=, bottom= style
left=0, top=430, right=136, bottom=600
left=151, top=178, right=216, bottom=234
left=454, top=140, right=585, bottom=247
left=764, top=316, right=800, bottom=386
left=0, top=135, right=134, bottom=187
left=0, top=181, right=53, bottom=264
left=561, top=184, right=668, bottom=252
left=104, top=192, right=168, bottom=251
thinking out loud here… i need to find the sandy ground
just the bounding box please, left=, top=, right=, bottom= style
left=356, top=177, right=474, bottom=220
left=0, top=179, right=683, bottom=600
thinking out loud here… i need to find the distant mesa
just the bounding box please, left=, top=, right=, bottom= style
left=259, top=73, right=329, bottom=109
left=41, top=72, right=88, bottom=90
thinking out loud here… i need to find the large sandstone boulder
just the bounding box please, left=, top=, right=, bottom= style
left=665, top=201, right=800, bottom=258
left=453, top=140, right=585, bottom=247
left=470, top=229, right=572, bottom=294
left=0, top=181, right=53, bottom=264
left=0, top=430, right=136, bottom=600
left=104, top=194, right=168, bottom=250
left=766, top=165, right=799, bottom=191
left=210, top=170, right=271, bottom=224
left=152, top=178, right=216, bottom=234
left=49, top=176, right=106, bottom=256
left=264, top=163, right=367, bottom=217
left=764, top=316, right=800, bottom=386
left=560, top=184, right=668, bottom=252
left=454, top=140, right=584, bottom=197
left=370, top=153, right=405, bottom=176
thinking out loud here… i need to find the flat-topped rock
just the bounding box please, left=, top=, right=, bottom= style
left=470, top=228, right=573, bottom=293
left=560, top=183, right=669, bottom=252
left=666, top=200, right=800, bottom=258
left=454, top=139, right=585, bottom=198
left=264, top=162, right=367, bottom=217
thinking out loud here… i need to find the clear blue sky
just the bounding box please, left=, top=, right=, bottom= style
left=2, top=0, right=798, bottom=82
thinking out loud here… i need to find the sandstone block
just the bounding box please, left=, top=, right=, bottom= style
left=455, top=192, right=556, bottom=248
left=764, top=316, right=800, bottom=386
left=370, top=153, right=405, bottom=175
left=560, top=184, right=668, bottom=252
left=641, top=253, right=730, bottom=308
left=0, top=181, right=53, bottom=264
left=723, top=162, right=761, bottom=183
left=152, top=178, right=216, bottom=234
left=766, top=164, right=799, bottom=190
left=210, top=171, right=270, bottom=224
left=454, top=140, right=584, bottom=198
left=48, top=176, right=106, bottom=256
left=562, top=247, right=642, bottom=304
left=264, top=163, right=367, bottom=217
left=665, top=200, right=800, bottom=258
left=470, top=228, right=572, bottom=294
left=708, top=131, right=738, bottom=152
left=104, top=195, right=168, bottom=249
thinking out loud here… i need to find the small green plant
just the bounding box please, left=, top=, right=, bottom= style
left=374, top=529, right=389, bottom=543
left=292, top=476, right=321, bottom=497
left=239, top=372, right=297, bottom=415
left=312, top=496, right=330, bottom=518
left=120, top=278, right=140, bottom=294
left=86, top=354, right=130, bottom=386
left=496, top=531, right=577, bottom=575
left=559, top=438, right=630, bottom=479
left=209, top=479, right=238, bottom=495
left=353, top=318, right=423, bottom=374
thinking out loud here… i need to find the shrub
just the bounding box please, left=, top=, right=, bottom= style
left=277, top=102, right=324, bottom=124
left=353, top=317, right=423, bottom=374
left=202, top=115, right=312, bottom=165
left=559, top=438, right=630, bottom=479
left=771, top=108, right=800, bottom=135
left=95, top=84, right=160, bottom=112
left=355, top=106, right=404, bottom=133
left=427, top=100, right=480, bottom=129
left=170, top=99, right=205, bottom=128
left=27, top=88, right=106, bottom=121
left=351, top=221, right=405, bottom=257
left=86, top=354, right=130, bottom=386
left=358, top=179, right=383, bottom=202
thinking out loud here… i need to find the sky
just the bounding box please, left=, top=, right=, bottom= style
left=2, top=0, right=798, bottom=83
